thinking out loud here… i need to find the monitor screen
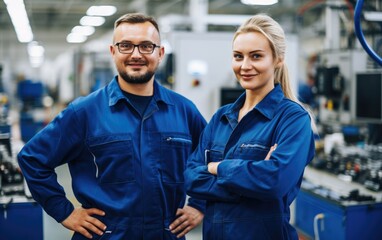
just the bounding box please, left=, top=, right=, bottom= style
left=354, top=71, right=382, bottom=123
left=220, top=88, right=244, bottom=106
left=315, top=66, right=343, bottom=98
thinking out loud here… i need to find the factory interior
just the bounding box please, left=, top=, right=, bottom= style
left=0, top=0, right=382, bottom=239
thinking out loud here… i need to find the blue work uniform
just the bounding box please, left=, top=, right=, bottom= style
left=18, top=77, right=206, bottom=240
left=185, top=84, right=315, bottom=240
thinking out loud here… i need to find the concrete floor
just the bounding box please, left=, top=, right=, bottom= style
left=186, top=224, right=202, bottom=240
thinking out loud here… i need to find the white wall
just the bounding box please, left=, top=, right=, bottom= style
left=169, top=32, right=234, bottom=121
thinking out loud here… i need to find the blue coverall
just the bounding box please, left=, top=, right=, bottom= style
left=18, top=77, right=206, bottom=240
left=185, top=84, right=315, bottom=240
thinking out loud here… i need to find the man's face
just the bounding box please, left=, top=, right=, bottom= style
left=110, top=22, right=164, bottom=85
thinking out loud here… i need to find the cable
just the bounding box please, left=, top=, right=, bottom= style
left=297, top=0, right=354, bottom=17
left=297, top=0, right=325, bottom=16
left=344, top=0, right=354, bottom=18
left=313, top=213, right=325, bottom=240
left=354, top=0, right=382, bottom=66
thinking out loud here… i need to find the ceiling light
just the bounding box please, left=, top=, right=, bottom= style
left=3, top=0, right=33, bottom=42
left=364, top=11, right=382, bottom=22
left=71, top=26, right=95, bottom=36
left=86, top=5, right=117, bottom=16
left=80, top=16, right=105, bottom=27
left=27, top=42, right=44, bottom=57
left=66, top=33, right=87, bottom=43
left=27, top=41, right=44, bottom=68
left=241, top=0, right=278, bottom=5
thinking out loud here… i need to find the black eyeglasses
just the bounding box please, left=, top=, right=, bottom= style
left=114, top=42, right=160, bottom=54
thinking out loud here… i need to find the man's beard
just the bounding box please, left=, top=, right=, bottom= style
left=119, top=70, right=155, bottom=84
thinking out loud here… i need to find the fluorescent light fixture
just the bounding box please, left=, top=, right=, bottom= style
left=27, top=42, right=44, bottom=57
left=206, top=15, right=254, bottom=25
left=80, top=16, right=105, bottom=27
left=66, top=33, right=87, bottom=43
left=241, top=0, right=278, bottom=5
left=86, top=5, right=117, bottom=16
left=3, top=0, right=33, bottom=42
left=364, top=11, right=382, bottom=22
left=27, top=41, right=44, bottom=68
left=71, top=26, right=95, bottom=36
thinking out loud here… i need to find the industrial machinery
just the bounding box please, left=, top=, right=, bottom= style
left=17, top=79, right=46, bottom=143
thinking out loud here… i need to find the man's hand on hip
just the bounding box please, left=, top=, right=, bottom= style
left=61, top=207, right=106, bottom=239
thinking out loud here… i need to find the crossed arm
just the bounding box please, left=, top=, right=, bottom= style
left=207, top=144, right=278, bottom=175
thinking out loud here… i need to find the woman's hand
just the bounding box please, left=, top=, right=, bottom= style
left=207, top=162, right=220, bottom=175
left=265, top=143, right=278, bottom=160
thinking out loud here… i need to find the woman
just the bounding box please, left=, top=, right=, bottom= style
left=184, top=14, right=315, bottom=240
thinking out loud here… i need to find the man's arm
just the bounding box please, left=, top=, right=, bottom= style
left=18, top=105, right=107, bottom=238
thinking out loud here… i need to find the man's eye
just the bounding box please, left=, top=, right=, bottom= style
left=141, top=44, right=152, bottom=49
left=120, top=43, right=132, bottom=48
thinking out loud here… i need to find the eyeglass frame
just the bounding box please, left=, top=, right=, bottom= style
left=114, top=41, right=160, bottom=54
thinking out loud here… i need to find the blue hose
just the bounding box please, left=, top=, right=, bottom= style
left=354, top=0, right=382, bottom=66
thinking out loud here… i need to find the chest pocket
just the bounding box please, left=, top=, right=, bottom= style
left=160, top=133, right=192, bottom=183
left=88, top=134, right=135, bottom=184
left=234, top=141, right=270, bottom=161
left=205, top=146, right=224, bottom=164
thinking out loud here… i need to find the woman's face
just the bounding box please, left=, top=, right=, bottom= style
left=232, top=31, right=281, bottom=94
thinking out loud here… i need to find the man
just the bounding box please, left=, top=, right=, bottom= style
left=18, top=13, right=205, bottom=240
left=298, top=73, right=317, bottom=108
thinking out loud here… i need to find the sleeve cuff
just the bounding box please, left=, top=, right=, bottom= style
left=187, top=197, right=206, bottom=214
left=217, top=160, right=233, bottom=179
left=44, top=197, right=75, bottom=223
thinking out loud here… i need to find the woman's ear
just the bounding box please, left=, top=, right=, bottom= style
left=275, top=58, right=284, bottom=69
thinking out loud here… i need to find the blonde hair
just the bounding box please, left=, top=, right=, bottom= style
left=235, top=14, right=317, bottom=132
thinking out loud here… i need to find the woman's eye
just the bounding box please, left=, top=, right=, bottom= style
left=252, top=54, right=261, bottom=59
left=233, top=54, right=243, bottom=59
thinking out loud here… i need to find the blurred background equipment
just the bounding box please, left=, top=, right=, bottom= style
left=17, top=79, right=46, bottom=143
